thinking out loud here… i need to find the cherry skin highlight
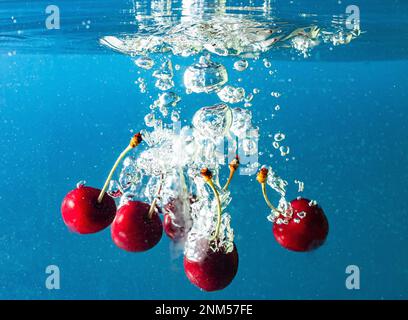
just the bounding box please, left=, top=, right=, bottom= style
left=111, top=201, right=163, bottom=252
left=273, top=198, right=329, bottom=252
left=61, top=186, right=116, bottom=234
left=184, top=243, right=239, bottom=292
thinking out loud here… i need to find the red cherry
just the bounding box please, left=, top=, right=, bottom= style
left=61, top=186, right=116, bottom=234
left=184, top=244, right=239, bottom=292
left=273, top=198, right=329, bottom=252
left=111, top=201, right=163, bottom=252
left=163, top=197, right=193, bottom=241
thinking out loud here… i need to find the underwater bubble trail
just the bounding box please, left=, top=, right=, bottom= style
left=98, top=0, right=360, bottom=262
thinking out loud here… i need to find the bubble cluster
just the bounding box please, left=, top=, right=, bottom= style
left=192, top=103, right=233, bottom=139
left=99, top=3, right=361, bottom=259
left=137, top=77, right=147, bottom=93
left=116, top=55, right=269, bottom=257
left=153, top=60, right=175, bottom=90
left=217, top=85, right=246, bottom=104
left=101, top=14, right=360, bottom=58
left=294, top=180, right=305, bottom=193
left=230, top=108, right=253, bottom=138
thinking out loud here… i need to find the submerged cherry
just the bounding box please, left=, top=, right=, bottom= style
left=61, top=186, right=116, bottom=234
left=183, top=168, right=238, bottom=292
left=273, top=198, right=329, bottom=252
left=163, top=213, right=181, bottom=240
left=61, top=133, right=142, bottom=235
left=163, top=196, right=194, bottom=241
left=111, top=201, right=163, bottom=252
left=184, top=244, right=239, bottom=292
left=257, top=168, right=329, bottom=252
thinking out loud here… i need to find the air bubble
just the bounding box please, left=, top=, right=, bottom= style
left=155, top=78, right=174, bottom=91
left=184, top=56, right=228, bottom=93
left=297, top=211, right=307, bottom=219
left=171, top=111, right=180, bottom=122
left=242, top=138, right=257, bottom=155
left=134, top=56, right=154, bottom=70
left=309, top=200, right=318, bottom=206
left=244, top=93, right=254, bottom=102
left=274, top=132, right=285, bottom=142
left=144, top=113, right=155, bottom=127
left=159, top=105, right=168, bottom=117
left=279, top=146, right=290, bottom=156
left=233, top=59, right=249, bottom=71
left=192, top=103, right=233, bottom=138
left=158, top=92, right=181, bottom=107
left=263, top=59, right=271, bottom=68
left=153, top=60, right=173, bottom=80
left=107, top=180, right=124, bottom=198
left=76, top=180, right=86, bottom=188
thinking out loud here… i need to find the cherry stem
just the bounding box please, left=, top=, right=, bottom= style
left=148, top=173, right=164, bottom=219
left=222, top=157, right=239, bottom=191
left=261, top=182, right=280, bottom=214
left=97, top=133, right=142, bottom=204
left=148, top=198, right=158, bottom=219
left=206, top=179, right=222, bottom=241
left=222, top=169, right=235, bottom=191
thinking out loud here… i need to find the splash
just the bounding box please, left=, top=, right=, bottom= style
left=101, top=0, right=360, bottom=260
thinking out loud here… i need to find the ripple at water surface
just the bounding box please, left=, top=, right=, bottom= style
left=0, top=0, right=407, bottom=59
